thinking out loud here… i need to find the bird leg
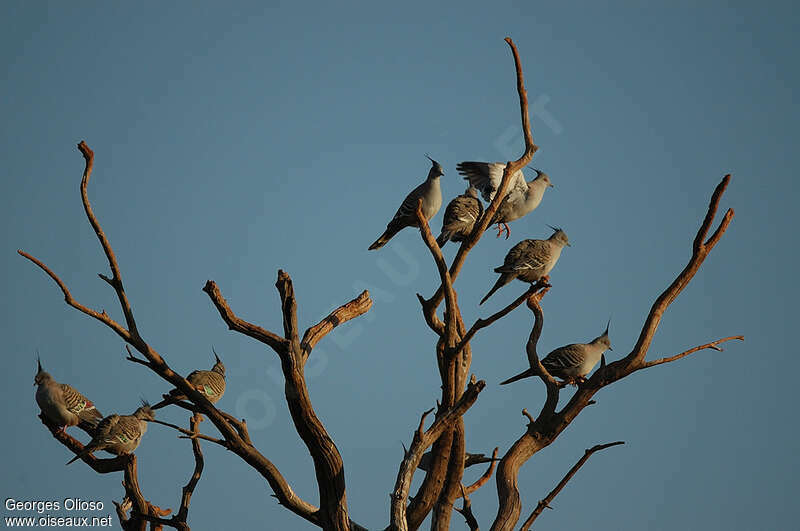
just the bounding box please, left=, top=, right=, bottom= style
left=495, top=222, right=511, bottom=239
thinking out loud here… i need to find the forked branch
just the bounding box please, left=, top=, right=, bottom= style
left=390, top=380, right=486, bottom=531
left=492, top=175, right=739, bottom=531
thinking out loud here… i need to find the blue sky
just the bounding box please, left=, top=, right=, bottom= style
left=1, top=1, right=796, bottom=529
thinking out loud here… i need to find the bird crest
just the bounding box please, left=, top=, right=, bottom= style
left=425, top=154, right=444, bottom=176
left=211, top=346, right=225, bottom=376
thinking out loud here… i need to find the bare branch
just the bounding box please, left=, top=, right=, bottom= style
left=415, top=199, right=459, bottom=341
left=464, top=447, right=500, bottom=496
left=641, top=336, right=744, bottom=369
left=626, top=174, right=734, bottom=366
left=301, top=290, right=372, bottom=357
left=520, top=442, right=625, bottom=531
left=454, top=485, right=480, bottom=531
left=492, top=177, right=738, bottom=530
left=521, top=409, right=535, bottom=425
left=417, top=292, right=445, bottom=335
left=148, top=419, right=228, bottom=448
left=276, top=270, right=301, bottom=353
left=694, top=174, right=731, bottom=252
left=456, top=283, right=548, bottom=357
left=18, top=249, right=131, bottom=342
left=75, top=141, right=140, bottom=337
left=202, top=280, right=289, bottom=354
left=176, top=413, right=204, bottom=525
left=390, top=380, right=486, bottom=531
left=125, top=345, right=152, bottom=368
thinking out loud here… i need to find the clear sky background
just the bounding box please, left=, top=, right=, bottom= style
left=1, top=1, right=796, bottom=530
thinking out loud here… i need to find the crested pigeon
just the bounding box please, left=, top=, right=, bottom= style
left=480, top=227, right=570, bottom=305
left=66, top=401, right=155, bottom=465
left=457, top=161, right=553, bottom=239
left=34, top=356, right=102, bottom=431
left=501, top=322, right=613, bottom=385
left=418, top=450, right=499, bottom=472
left=368, top=156, right=444, bottom=250
left=436, top=186, right=484, bottom=248
left=152, top=348, right=226, bottom=410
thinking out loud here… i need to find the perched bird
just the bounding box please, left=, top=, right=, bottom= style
left=436, top=186, right=484, bottom=248
left=66, top=401, right=155, bottom=465
left=501, top=322, right=613, bottom=386
left=368, top=156, right=444, bottom=250
left=418, top=450, right=499, bottom=472
left=152, top=348, right=226, bottom=410
left=457, top=161, right=553, bottom=238
left=34, top=356, right=102, bottom=431
left=480, top=227, right=570, bottom=305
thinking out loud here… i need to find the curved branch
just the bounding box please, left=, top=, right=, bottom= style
left=520, top=441, right=625, bottom=531
left=464, top=447, right=499, bottom=495
left=176, top=413, right=204, bottom=526
left=18, top=249, right=132, bottom=342
left=640, top=335, right=743, bottom=369
left=491, top=176, right=738, bottom=531
left=301, top=290, right=373, bottom=357
left=626, top=175, right=733, bottom=366
left=76, top=141, right=140, bottom=338
left=203, top=280, right=288, bottom=354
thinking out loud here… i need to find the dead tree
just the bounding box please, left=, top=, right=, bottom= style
left=20, top=37, right=740, bottom=530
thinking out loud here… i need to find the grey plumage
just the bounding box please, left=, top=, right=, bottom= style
left=368, top=156, right=444, bottom=250
left=480, top=227, right=570, bottom=305
left=436, top=186, right=484, bottom=248
left=34, top=356, right=102, bottom=430
left=66, top=401, right=155, bottom=465
left=501, top=322, right=613, bottom=385
left=418, top=450, right=499, bottom=472
left=457, top=161, right=553, bottom=238
left=152, top=348, right=226, bottom=410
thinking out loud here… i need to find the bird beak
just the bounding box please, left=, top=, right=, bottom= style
left=549, top=183, right=554, bottom=188
left=566, top=242, right=571, bottom=247
left=37, top=352, right=42, bottom=373
left=608, top=347, right=613, bottom=351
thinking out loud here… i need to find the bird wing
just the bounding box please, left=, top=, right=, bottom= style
left=444, top=194, right=481, bottom=225
left=457, top=162, right=526, bottom=203
left=389, top=181, right=428, bottom=223
left=109, top=415, right=143, bottom=444
left=542, top=344, right=585, bottom=372
left=188, top=370, right=226, bottom=398
left=59, top=384, right=96, bottom=415
left=496, top=240, right=549, bottom=272
left=94, top=414, right=120, bottom=442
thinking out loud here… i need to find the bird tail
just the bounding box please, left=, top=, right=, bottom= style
left=499, top=368, right=537, bottom=385
left=479, top=274, right=511, bottom=305
left=78, top=408, right=103, bottom=427
left=66, top=443, right=96, bottom=465
left=436, top=230, right=451, bottom=248
left=368, top=227, right=398, bottom=250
